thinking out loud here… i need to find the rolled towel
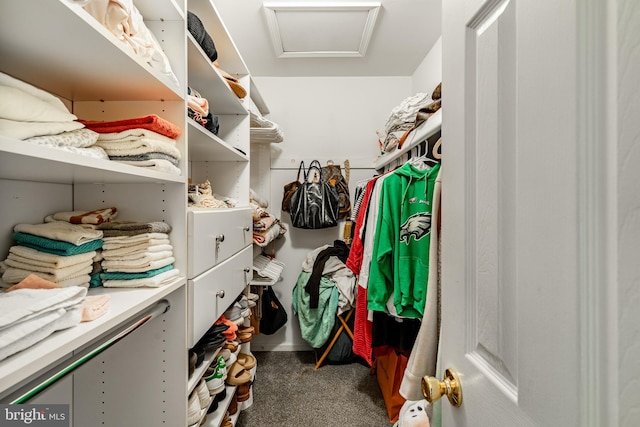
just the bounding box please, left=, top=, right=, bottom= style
left=81, top=294, right=110, bottom=322
left=14, top=222, right=103, bottom=245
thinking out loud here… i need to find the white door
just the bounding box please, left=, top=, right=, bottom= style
left=440, top=0, right=609, bottom=425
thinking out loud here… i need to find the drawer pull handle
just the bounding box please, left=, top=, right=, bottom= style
left=216, top=290, right=225, bottom=298
left=244, top=267, right=251, bottom=273
left=243, top=226, right=250, bottom=232
left=216, top=234, right=225, bottom=243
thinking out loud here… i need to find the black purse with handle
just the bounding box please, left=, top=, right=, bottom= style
left=289, top=160, right=340, bottom=229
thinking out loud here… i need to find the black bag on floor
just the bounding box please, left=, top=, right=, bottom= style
left=260, top=286, right=288, bottom=335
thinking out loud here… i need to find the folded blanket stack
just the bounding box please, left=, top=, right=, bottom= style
left=0, top=285, right=87, bottom=362
left=250, top=198, right=287, bottom=247
left=0, top=72, right=108, bottom=159
left=83, top=0, right=179, bottom=88
left=0, top=222, right=104, bottom=288
left=99, top=225, right=179, bottom=287
left=80, top=116, right=182, bottom=176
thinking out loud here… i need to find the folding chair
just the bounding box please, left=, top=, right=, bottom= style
left=314, top=307, right=355, bottom=370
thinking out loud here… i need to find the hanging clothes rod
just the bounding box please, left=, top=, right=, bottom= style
left=8, top=299, right=171, bottom=404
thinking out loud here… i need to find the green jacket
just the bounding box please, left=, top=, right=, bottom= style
left=367, top=161, right=440, bottom=318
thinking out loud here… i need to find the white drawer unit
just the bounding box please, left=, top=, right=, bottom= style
left=187, top=244, right=252, bottom=347
left=187, top=207, right=252, bottom=279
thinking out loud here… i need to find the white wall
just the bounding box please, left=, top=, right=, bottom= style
left=251, top=69, right=442, bottom=350
left=412, top=36, right=443, bottom=96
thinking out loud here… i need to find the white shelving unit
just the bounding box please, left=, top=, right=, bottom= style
left=0, top=0, right=269, bottom=425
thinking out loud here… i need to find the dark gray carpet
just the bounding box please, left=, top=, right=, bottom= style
left=236, top=351, right=393, bottom=427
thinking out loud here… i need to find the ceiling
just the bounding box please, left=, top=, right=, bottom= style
left=212, top=0, right=442, bottom=77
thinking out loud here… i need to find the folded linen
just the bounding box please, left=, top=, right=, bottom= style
left=101, top=242, right=172, bottom=257
left=108, top=152, right=179, bottom=167
left=102, top=250, right=173, bottom=262
left=0, top=85, right=78, bottom=123
left=94, top=136, right=181, bottom=160
left=99, top=263, right=174, bottom=280
left=47, top=207, right=118, bottom=225
left=0, top=285, right=87, bottom=329
left=253, top=214, right=277, bottom=232
left=14, top=222, right=103, bottom=245
left=102, top=268, right=180, bottom=288
left=93, top=128, right=177, bottom=145
left=1, top=264, right=93, bottom=285
left=81, top=294, right=110, bottom=322
left=79, top=115, right=181, bottom=139
left=114, top=158, right=181, bottom=175
left=3, top=257, right=93, bottom=279
left=57, top=274, right=90, bottom=288
left=253, top=222, right=286, bottom=247
left=101, top=256, right=175, bottom=273
left=0, top=306, right=82, bottom=362
left=97, top=221, right=171, bottom=237
left=102, top=233, right=170, bottom=248
left=13, top=233, right=103, bottom=256
left=0, top=72, right=72, bottom=116
left=8, top=246, right=97, bottom=269
left=0, top=118, right=85, bottom=140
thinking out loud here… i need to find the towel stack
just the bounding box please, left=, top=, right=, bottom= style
left=80, top=115, right=182, bottom=176
left=0, top=72, right=108, bottom=160
left=250, top=110, right=284, bottom=144
left=250, top=191, right=286, bottom=247
left=0, top=222, right=104, bottom=289
left=98, top=221, right=180, bottom=288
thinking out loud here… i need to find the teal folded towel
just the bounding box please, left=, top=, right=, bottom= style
left=13, top=232, right=103, bottom=256
left=99, top=264, right=174, bottom=280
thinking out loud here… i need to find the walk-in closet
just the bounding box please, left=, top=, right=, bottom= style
left=0, top=0, right=637, bottom=426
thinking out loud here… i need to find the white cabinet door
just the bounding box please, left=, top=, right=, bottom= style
left=439, top=0, right=609, bottom=425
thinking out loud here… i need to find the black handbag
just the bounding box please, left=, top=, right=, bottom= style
left=281, top=161, right=306, bottom=213
left=289, top=160, right=340, bottom=229
left=260, top=286, right=288, bottom=335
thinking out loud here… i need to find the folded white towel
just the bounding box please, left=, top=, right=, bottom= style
left=102, top=233, right=170, bottom=250
left=0, top=306, right=82, bottom=362
left=102, top=256, right=175, bottom=273
left=96, top=128, right=176, bottom=145
left=2, top=265, right=93, bottom=285
left=57, top=274, right=90, bottom=288
left=102, top=268, right=180, bottom=288
left=102, top=250, right=173, bottom=262
left=101, top=242, right=172, bottom=257
left=114, top=158, right=181, bottom=175
left=3, top=257, right=93, bottom=278
left=94, top=137, right=181, bottom=159
left=14, top=222, right=103, bottom=245
left=8, top=246, right=96, bottom=269
left=0, top=286, right=87, bottom=329
left=0, top=118, right=85, bottom=140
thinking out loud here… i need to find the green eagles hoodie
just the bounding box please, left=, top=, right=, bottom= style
left=367, top=161, right=440, bottom=318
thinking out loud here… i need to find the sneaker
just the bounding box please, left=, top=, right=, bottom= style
left=187, top=390, right=202, bottom=427
left=195, top=379, right=211, bottom=411
left=205, top=356, right=227, bottom=395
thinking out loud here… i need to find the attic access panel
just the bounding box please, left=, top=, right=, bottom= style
left=263, top=2, right=381, bottom=58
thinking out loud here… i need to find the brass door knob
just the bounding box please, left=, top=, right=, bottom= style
left=422, top=368, right=463, bottom=407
